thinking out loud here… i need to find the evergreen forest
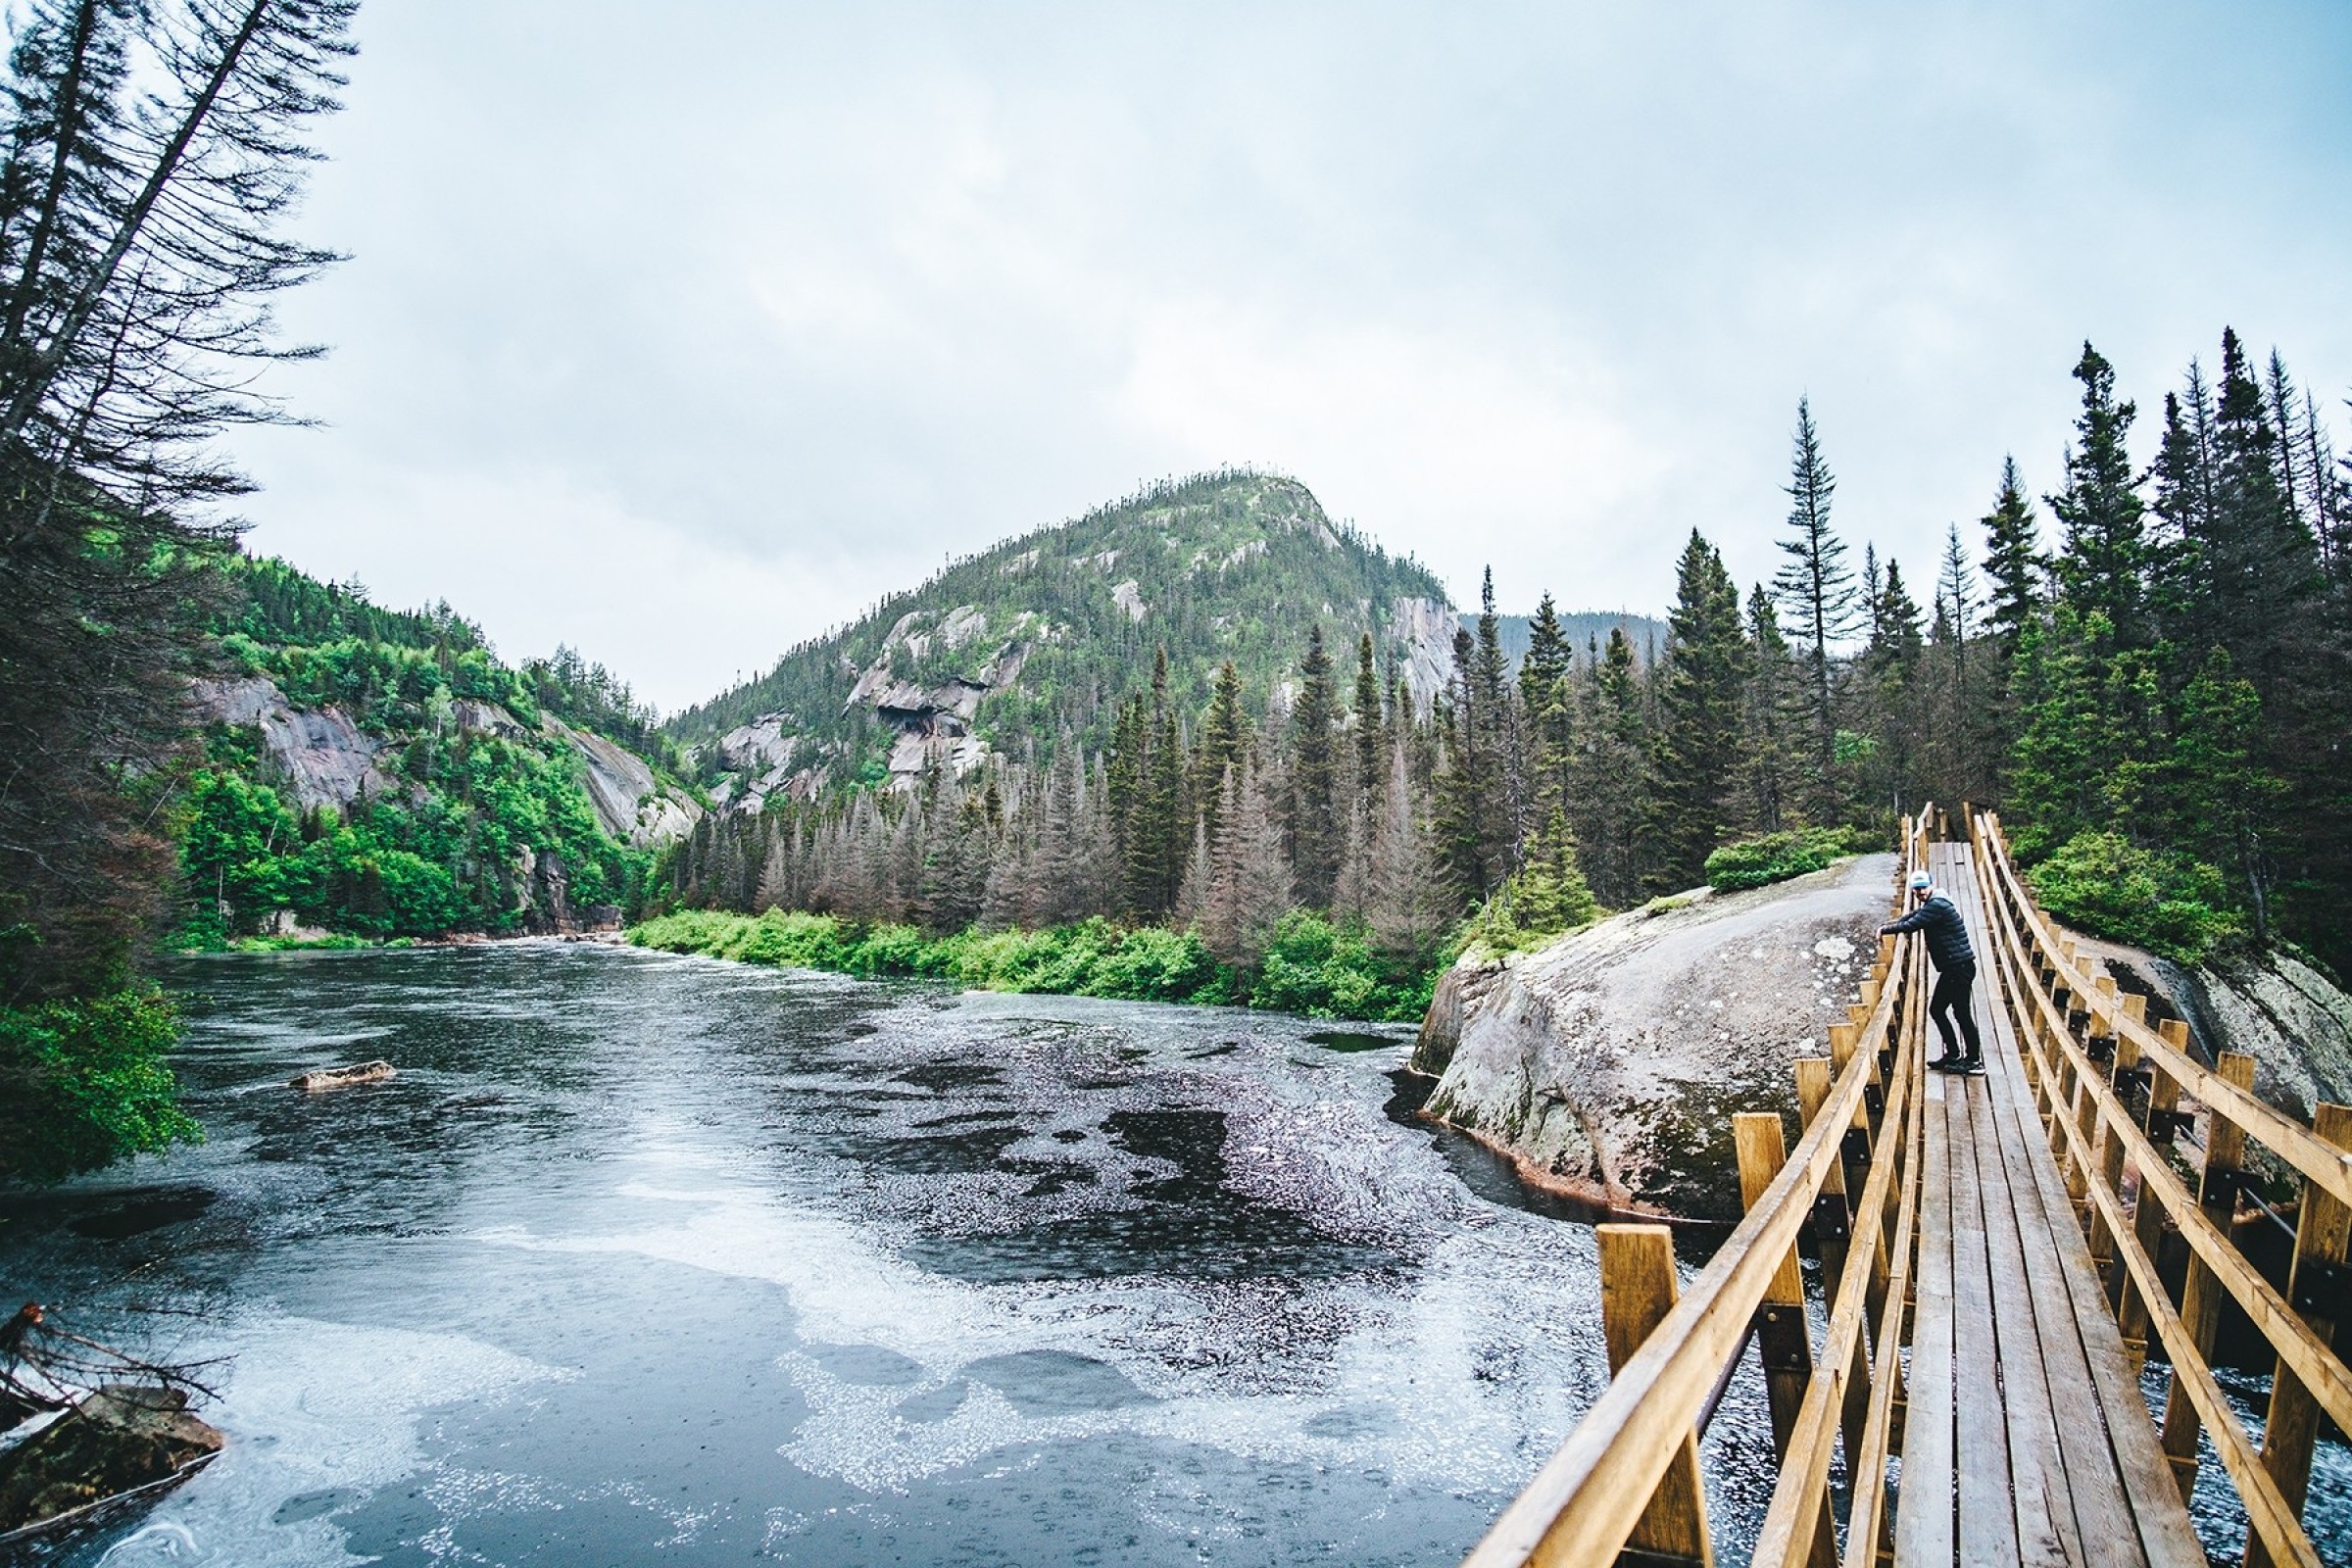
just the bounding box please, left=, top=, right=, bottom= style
left=651, top=336, right=2352, bottom=1030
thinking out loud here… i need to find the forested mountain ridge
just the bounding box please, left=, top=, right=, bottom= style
left=175, top=555, right=699, bottom=945
left=671, top=470, right=1464, bottom=807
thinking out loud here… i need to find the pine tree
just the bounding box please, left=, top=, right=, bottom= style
left=1200, top=757, right=1294, bottom=965
left=1366, top=742, right=1451, bottom=964
left=1432, top=625, right=1494, bottom=897
left=1350, top=632, right=1383, bottom=806
left=1981, top=456, right=2048, bottom=662
left=2048, top=342, right=2150, bottom=647
left=1643, top=531, right=1745, bottom=892
left=2164, top=648, right=2286, bottom=939
left=1289, top=624, right=1340, bottom=906
left=1192, top=662, right=1250, bottom=848
left=1573, top=628, right=1650, bottom=906
left=1736, top=586, right=1802, bottom=835
left=2203, top=329, right=2325, bottom=702
left=1771, top=397, right=1860, bottom=779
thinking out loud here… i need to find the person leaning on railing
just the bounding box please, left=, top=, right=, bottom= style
left=1881, top=869, right=1984, bottom=1074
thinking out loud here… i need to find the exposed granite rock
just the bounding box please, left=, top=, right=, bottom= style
left=1385, top=595, right=1458, bottom=712
left=1414, top=853, right=1899, bottom=1220
left=548, top=718, right=700, bottom=848
left=192, top=676, right=393, bottom=810
left=2076, top=939, right=2352, bottom=1119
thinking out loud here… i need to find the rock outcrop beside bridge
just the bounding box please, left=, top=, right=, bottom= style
left=2078, top=940, right=2352, bottom=1120
left=1413, top=853, right=1899, bottom=1221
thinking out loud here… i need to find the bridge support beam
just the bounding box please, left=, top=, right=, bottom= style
left=1595, top=1225, right=1714, bottom=1568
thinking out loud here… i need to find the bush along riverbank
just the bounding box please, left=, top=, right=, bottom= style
left=628, top=907, right=1442, bottom=1023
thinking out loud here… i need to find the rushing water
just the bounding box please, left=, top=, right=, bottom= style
left=0, top=944, right=1783, bottom=1565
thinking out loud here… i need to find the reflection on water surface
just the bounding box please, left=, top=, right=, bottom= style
left=0, top=944, right=1787, bottom=1565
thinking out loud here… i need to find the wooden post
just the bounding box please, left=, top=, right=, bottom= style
left=2242, top=1103, right=2352, bottom=1568
left=1794, top=1057, right=1871, bottom=1470
left=2092, top=996, right=2143, bottom=1304
left=1597, top=1224, right=1715, bottom=1567
left=2118, top=1018, right=2188, bottom=1367
left=1736, top=1110, right=1813, bottom=1456
left=2159, top=1051, right=2259, bottom=1500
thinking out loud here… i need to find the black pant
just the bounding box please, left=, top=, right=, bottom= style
left=1930, top=959, right=1984, bottom=1061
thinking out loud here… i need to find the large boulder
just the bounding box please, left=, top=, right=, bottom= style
left=2073, top=939, right=2352, bottom=1120
left=1415, top=853, right=1898, bottom=1221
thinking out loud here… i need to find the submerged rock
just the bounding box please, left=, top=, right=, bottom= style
left=1414, top=854, right=1898, bottom=1221
left=0, top=1385, right=222, bottom=1540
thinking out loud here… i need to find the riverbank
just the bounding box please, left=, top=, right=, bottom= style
left=627, top=906, right=1440, bottom=1022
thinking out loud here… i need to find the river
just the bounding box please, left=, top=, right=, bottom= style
left=0, top=943, right=1785, bottom=1565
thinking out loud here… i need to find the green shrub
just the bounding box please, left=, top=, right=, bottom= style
left=622, top=906, right=1433, bottom=1020
left=2025, top=830, right=2243, bottom=964
left=1704, top=827, right=1860, bottom=892
left=0, top=991, right=201, bottom=1184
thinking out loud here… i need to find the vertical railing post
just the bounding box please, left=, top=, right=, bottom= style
left=1794, top=1055, right=1870, bottom=1468
left=1736, top=1110, right=1813, bottom=1457
left=1596, top=1224, right=1715, bottom=1567
left=2158, top=1050, right=2259, bottom=1500
left=2118, top=1016, right=2189, bottom=1370
left=2242, top=1103, right=2352, bottom=1568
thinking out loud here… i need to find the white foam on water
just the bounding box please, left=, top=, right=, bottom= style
left=93, top=1315, right=570, bottom=1566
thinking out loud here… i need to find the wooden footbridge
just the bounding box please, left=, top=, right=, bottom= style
left=1466, top=808, right=2352, bottom=1568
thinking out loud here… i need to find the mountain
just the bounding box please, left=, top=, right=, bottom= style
left=670, top=470, right=1463, bottom=808
left=179, top=557, right=699, bottom=943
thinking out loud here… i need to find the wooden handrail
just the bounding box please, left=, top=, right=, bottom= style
left=1463, top=813, right=1933, bottom=1568
left=1976, top=812, right=2352, bottom=1210
left=1972, top=809, right=2343, bottom=1568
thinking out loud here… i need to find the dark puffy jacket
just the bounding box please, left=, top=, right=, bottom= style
left=1882, top=893, right=1975, bottom=970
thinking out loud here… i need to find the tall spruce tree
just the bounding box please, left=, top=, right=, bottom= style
left=2047, top=343, right=2150, bottom=647
left=1737, top=586, right=1802, bottom=835
left=1981, top=456, right=2048, bottom=662
left=1643, top=531, right=1745, bottom=892
left=1351, top=632, right=1383, bottom=805
left=1770, top=397, right=1859, bottom=779
left=1289, top=625, right=1340, bottom=906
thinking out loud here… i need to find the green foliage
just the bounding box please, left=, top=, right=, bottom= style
left=627, top=906, right=1434, bottom=1022
left=2026, top=831, right=2243, bottom=964
left=1704, top=826, right=1859, bottom=892
left=671, top=471, right=1449, bottom=778
left=1250, top=909, right=1434, bottom=1020
left=0, top=991, right=200, bottom=1184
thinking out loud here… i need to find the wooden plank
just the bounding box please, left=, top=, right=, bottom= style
left=1969, top=828, right=2210, bottom=1568
left=1598, top=1224, right=1714, bottom=1566
left=1948, top=857, right=2150, bottom=1568
left=1896, top=1066, right=1957, bottom=1568
left=1942, top=1051, right=2021, bottom=1567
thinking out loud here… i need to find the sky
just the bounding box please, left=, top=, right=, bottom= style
left=225, top=0, right=2352, bottom=713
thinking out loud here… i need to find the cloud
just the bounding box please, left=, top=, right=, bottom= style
left=226, top=0, right=2352, bottom=710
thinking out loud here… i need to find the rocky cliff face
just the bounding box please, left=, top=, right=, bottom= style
left=1413, top=854, right=1899, bottom=1221
left=2079, top=940, right=2352, bottom=1119
left=193, top=676, right=395, bottom=810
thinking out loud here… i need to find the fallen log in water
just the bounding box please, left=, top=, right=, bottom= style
left=0, top=1384, right=223, bottom=1543
left=288, top=1060, right=395, bottom=1091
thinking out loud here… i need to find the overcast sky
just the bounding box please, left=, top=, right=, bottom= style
left=226, top=1, right=2352, bottom=712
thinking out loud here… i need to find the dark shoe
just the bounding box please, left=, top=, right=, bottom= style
left=1930, top=1054, right=1967, bottom=1072
left=1955, top=1056, right=1985, bottom=1075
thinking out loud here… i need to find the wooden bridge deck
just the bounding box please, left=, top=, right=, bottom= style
left=1896, top=842, right=2203, bottom=1568
left=1466, top=809, right=2352, bottom=1568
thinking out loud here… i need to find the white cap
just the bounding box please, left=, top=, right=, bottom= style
left=1908, top=870, right=1933, bottom=892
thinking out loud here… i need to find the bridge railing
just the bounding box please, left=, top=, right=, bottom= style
left=1972, top=808, right=2351, bottom=1568
left=1461, top=811, right=1934, bottom=1568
